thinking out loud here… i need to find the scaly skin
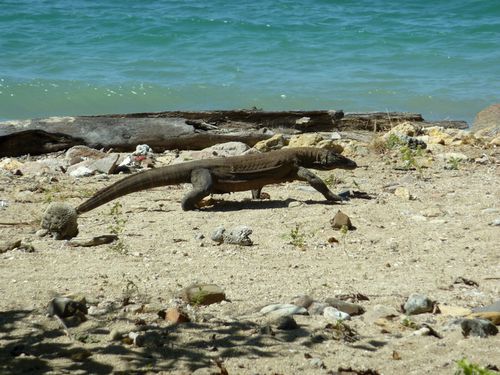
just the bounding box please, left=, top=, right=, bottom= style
left=76, top=147, right=357, bottom=213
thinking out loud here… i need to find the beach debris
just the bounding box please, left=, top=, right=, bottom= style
left=65, top=145, right=107, bottom=165
left=40, top=202, right=79, bottom=240
left=211, top=225, right=253, bottom=246
left=118, top=144, right=155, bottom=170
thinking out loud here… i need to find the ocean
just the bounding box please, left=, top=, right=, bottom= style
left=1, top=0, right=499, bottom=125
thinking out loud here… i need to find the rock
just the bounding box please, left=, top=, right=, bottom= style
left=330, top=210, right=354, bottom=230
left=309, top=357, right=325, bottom=369
left=472, top=103, right=500, bottom=132
left=316, top=140, right=344, bottom=153
left=287, top=201, right=303, bottom=208
left=272, top=315, right=299, bottom=330
left=260, top=303, right=308, bottom=318
left=67, top=154, right=120, bottom=176
left=291, top=294, right=314, bottom=309
left=403, top=294, right=434, bottom=315
left=66, top=235, right=118, bottom=247
left=211, top=225, right=253, bottom=246
left=288, top=133, right=323, bottom=148
left=109, top=329, right=124, bottom=341
left=40, top=202, right=78, bottom=240
left=461, top=319, right=498, bottom=338
left=308, top=302, right=330, bottom=315
left=253, top=134, right=286, bottom=151
left=68, top=165, right=95, bottom=177
left=199, top=141, right=250, bottom=157
left=65, top=145, right=107, bottom=165
left=325, top=298, right=365, bottom=316
left=323, top=306, right=351, bottom=321
left=384, top=122, right=420, bottom=138
left=165, top=307, right=191, bottom=324
left=179, top=283, right=226, bottom=306
left=424, top=127, right=454, bottom=145
left=47, top=296, right=87, bottom=318
left=0, top=239, right=22, bottom=254
left=0, top=158, right=24, bottom=172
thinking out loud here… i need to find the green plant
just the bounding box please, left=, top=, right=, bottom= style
left=289, top=224, right=306, bottom=250
left=447, top=157, right=461, bottom=170
left=324, top=174, right=343, bottom=187
left=400, top=317, right=419, bottom=330
left=108, top=201, right=128, bottom=254
left=455, top=358, right=497, bottom=375
left=386, top=133, right=405, bottom=149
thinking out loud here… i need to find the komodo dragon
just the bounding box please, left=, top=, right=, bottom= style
left=76, top=147, right=357, bottom=214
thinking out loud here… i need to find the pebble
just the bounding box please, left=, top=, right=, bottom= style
left=394, top=187, right=413, bottom=200
left=165, top=307, right=191, bottom=324
left=109, top=328, right=123, bottom=341
left=211, top=225, right=253, bottom=246
left=288, top=201, right=303, bottom=208
left=309, top=357, right=325, bottom=368
left=260, top=303, right=308, bottom=318
left=461, top=319, right=498, bottom=338
left=323, top=306, right=351, bottom=321
left=403, top=294, right=434, bottom=315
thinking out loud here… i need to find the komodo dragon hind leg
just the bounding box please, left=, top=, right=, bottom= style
left=296, top=167, right=344, bottom=202
left=181, top=168, right=214, bottom=211
left=251, top=188, right=262, bottom=199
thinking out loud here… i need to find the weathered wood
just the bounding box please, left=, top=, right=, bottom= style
left=339, top=112, right=424, bottom=131
left=105, top=109, right=345, bottom=132
left=0, top=116, right=271, bottom=157
left=0, top=109, right=469, bottom=157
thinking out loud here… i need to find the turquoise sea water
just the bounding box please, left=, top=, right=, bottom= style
left=1, top=1, right=499, bottom=124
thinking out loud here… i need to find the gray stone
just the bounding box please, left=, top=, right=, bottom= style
left=67, top=154, right=120, bottom=176
left=403, top=294, right=434, bottom=315
left=211, top=225, right=253, bottom=246
left=325, top=298, right=365, bottom=316
left=65, top=145, right=107, bottom=165
left=260, top=303, right=308, bottom=318
left=40, top=202, right=78, bottom=240
left=461, top=319, right=498, bottom=338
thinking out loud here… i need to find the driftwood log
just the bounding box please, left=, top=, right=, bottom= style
left=0, top=110, right=468, bottom=157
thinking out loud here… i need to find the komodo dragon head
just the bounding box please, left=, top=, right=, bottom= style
left=300, top=148, right=357, bottom=171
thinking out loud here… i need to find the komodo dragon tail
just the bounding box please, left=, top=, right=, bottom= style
left=76, top=165, right=189, bottom=214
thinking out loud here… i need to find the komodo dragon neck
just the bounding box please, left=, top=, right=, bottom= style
left=76, top=147, right=356, bottom=213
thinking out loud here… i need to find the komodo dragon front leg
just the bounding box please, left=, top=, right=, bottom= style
left=296, top=167, right=344, bottom=202
left=181, top=168, right=214, bottom=211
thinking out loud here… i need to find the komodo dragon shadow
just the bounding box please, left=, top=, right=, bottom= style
left=76, top=147, right=357, bottom=215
